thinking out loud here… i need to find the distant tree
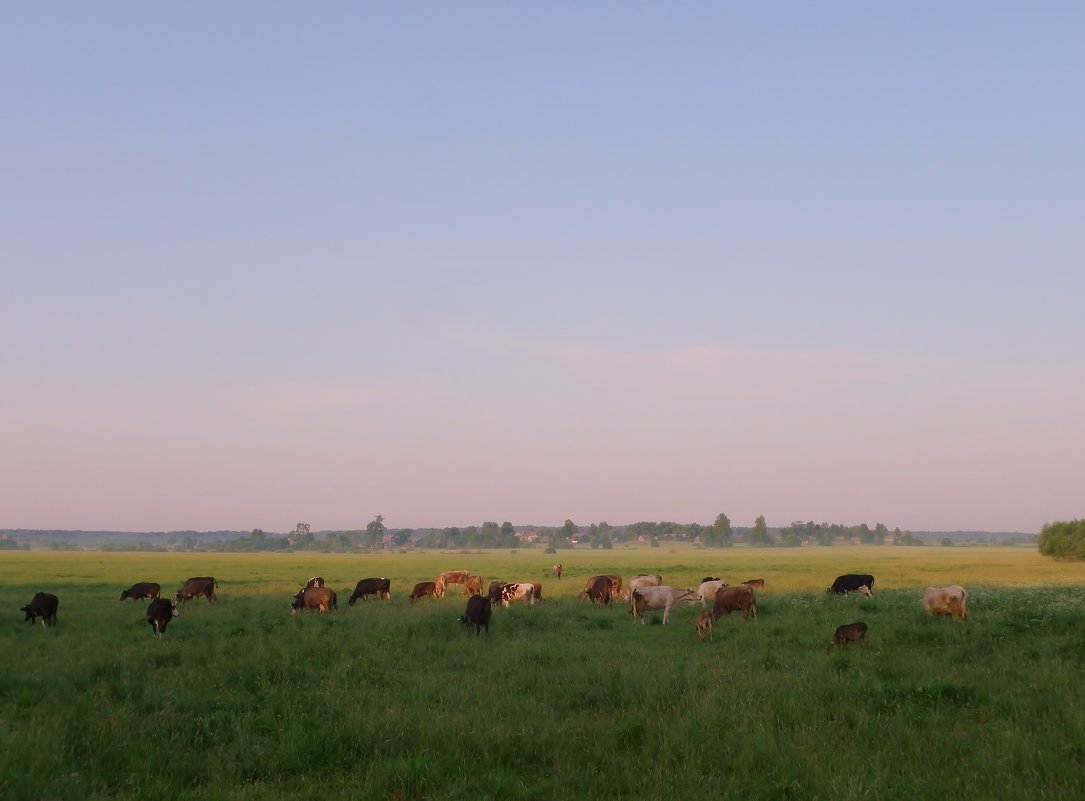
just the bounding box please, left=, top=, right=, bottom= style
left=747, top=515, right=770, bottom=546
left=500, top=521, right=515, bottom=538
left=392, top=528, right=412, bottom=547
left=874, top=523, right=889, bottom=545
left=892, top=527, right=902, bottom=545
left=365, top=515, right=386, bottom=548
left=562, top=519, right=578, bottom=541
left=1038, top=520, right=1085, bottom=560
left=941, top=537, right=954, bottom=547
left=707, top=513, right=733, bottom=548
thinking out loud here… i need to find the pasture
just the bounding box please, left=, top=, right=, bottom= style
left=3, top=546, right=1085, bottom=801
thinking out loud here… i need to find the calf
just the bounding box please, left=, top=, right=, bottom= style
left=459, top=595, right=492, bottom=635
left=629, top=586, right=701, bottom=625
left=21, top=592, right=59, bottom=628
left=579, top=576, right=613, bottom=605
left=146, top=598, right=179, bottom=637
left=922, top=586, right=969, bottom=619
left=694, top=609, right=714, bottom=642
left=827, top=574, right=875, bottom=596
left=348, top=577, right=391, bottom=605
left=176, top=577, right=218, bottom=604
left=829, top=621, right=868, bottom=651
left=119, top=582, right=161, bottom=601
left=712, top=585, right=757, bottom=621
left=292, top=586, right=337, bottom=614
left=410, top=581, right=439, bottom=603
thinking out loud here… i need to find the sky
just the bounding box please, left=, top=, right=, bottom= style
left=2, top=4, right=1082, bottom=534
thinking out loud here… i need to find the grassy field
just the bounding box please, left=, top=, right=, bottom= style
left=3, top=545, right=1085, bottom=801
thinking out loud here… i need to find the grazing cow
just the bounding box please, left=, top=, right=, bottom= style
left=697, top=579, right=728, bottom=606
left=306, top=576, right=325, bottom=589
left=499, top=582, right=536, bottom=607
left=459, top=595, right=492, bottom=635
left=829, top=621, right=868, bottom=651
left=119, top=582, right=161, bottom=601
left=20, top=592, right=59, bottom=628
left=579, top=576, right=613, bottom=605
left=742, top=578, right=766, bottom=589
left=463, top=575, right=484, bottom=597
left=487, top=580, right=507, bottom=604
left=292, top=586, right=337, bottom=614
left=348, top=577, right=391, bottom=605
left=176, top=577, right=218, bottom=604
left=530, top=582, right=544, bottom=603
left=435, top=570, right=470, bottom=597
left=410, top=581, right=439, bottom=603
left=712, top=585, right=758, bottom=621
left=922, top=586, right=969, bottom=620
left=626, top=574, right=664, bottom=599
left=827, top=574, right=875, bottom=596
left=629, top=586, right=701, bottom=625
left=694, top=609, right=714, bottom=642
left=146, top=598, right=179, bottom=637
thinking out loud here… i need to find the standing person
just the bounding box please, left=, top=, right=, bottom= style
left=553, top=564, right=563, bottom=580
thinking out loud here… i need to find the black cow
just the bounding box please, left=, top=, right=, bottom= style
left=176, top=576, right=218, bottom=604
left=120, top=582, right=161, bottom=601
left=827, top=574, right=875, bottom=596
left=21, top=592, right=59, bottom=628
left=348, top=577, right=391, bottom=605
left=459, top=594, right=492, bottom=635
left=146, top=598, right=179, bottom=636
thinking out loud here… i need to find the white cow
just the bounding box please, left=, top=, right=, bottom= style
left=696, top=579, right=728, bottom=606
left=922, top=585, right=968, bottom=619
left=499, top=582, right=536, bottom=607
left=624, top=574, right=663, bottom=600
left=629, top=586, right=701, bottom=625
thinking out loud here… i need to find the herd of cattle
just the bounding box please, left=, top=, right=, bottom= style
left=17, top=565, right=971, bottom=647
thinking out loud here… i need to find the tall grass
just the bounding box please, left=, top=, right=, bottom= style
left=2, top=547, right=1084, bottom=800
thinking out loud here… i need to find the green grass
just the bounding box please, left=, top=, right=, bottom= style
left=3, top=547, right=1085, bottom=800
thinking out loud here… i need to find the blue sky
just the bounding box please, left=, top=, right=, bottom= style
left=3, top=4, right=1082, bottom=532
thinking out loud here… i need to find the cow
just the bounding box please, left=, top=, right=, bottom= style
left=697, top=579, right=728, bottom=606
left=530, top=582, right=544, bottom=603
left=829, top=621, right=868, bottom=651
left=712, top=585, right=757, bottom=621
left=119, top=582, right=161, bottom=601
left=700, top=576, right=720, bottom=584
left=20, top=592, right=58, bottom=628
left=292, top=586, right=337, bottom=614
left=176, top=577, right=218, bottom=604
left=463, top=575, right=484, bottom=597
left=435, top=570, right=470, bottom=597
left=629, top=586, right=701, bottom=625
left=827, top=574, right=875, bottom=596
left=306, top=576, right=325, bottom=589
left=694, top=609, right=714, bottom=642
left=487, top=580, right=507, bottom=604
left=625, top=574, right=664, bottom=599
left=348, top=578, right=391, bottom=605
left=742, top=578, right=766, bottom=589
left=459, top=595, right=492, bottom=635
left=922, top=586, right=969, bottom=619
left=146, top=598, right=179, bottom=637
left=499, top=582, right=536, bottom=607
left=410, top=581, right=439, bottom=603
left=579, top=576, right=613, bottom=605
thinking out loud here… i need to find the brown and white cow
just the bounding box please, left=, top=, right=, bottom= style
left=463, top=575, right=484, bottom=597
left=499, top=582, right=535, bottom=607
left=291, top=586, right=337, bottom=614
left=409, top=581, right=439, bottom=603
left=629, top=586, right=700, bottom=625
left=712, top=585, right=757, bottom=621
left=176, top=577, right=217, bottom=604
left=306, top=576, right=325, bottom=589
left=922, top=586, right=969, bottom=619
left=829, top=621, right=868, bottom=651
left=120, top=582, right=161, bottom=601
left=146, top=597, right=179, bottom=636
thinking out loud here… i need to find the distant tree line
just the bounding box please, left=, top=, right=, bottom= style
left=1038, top=520, right=1085, bottom=560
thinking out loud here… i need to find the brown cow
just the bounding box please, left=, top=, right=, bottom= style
left=742, top=578, right=765, bottom=589
left=579, top=576, right=613, bottom=606
left=120, top=582, right=161, bottom=601
left=487, top=580, right=507, bottom=604
left=530, top=582, right=543, bottom=603
left=694, top=609, right=714, bottom=642
left=463, top=575, right=484, bottom=597
left=292, top=586, right=337, bottom=614
left=922, top=586, right=969, bottom=619
left=435, top=570, right=470, bottom=597
left=410, top=581, right=439, bottom=603
left=712, top=585, right=757, bottom=621
left=829, top=621, right=868, bottom=651
left=176, top=577, right=217, bottom=604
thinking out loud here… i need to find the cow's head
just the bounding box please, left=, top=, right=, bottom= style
left=857, top=585, right=873, bottom=598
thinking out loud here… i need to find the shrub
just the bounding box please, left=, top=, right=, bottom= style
left=1038, top=519, right=1085, bottom=560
